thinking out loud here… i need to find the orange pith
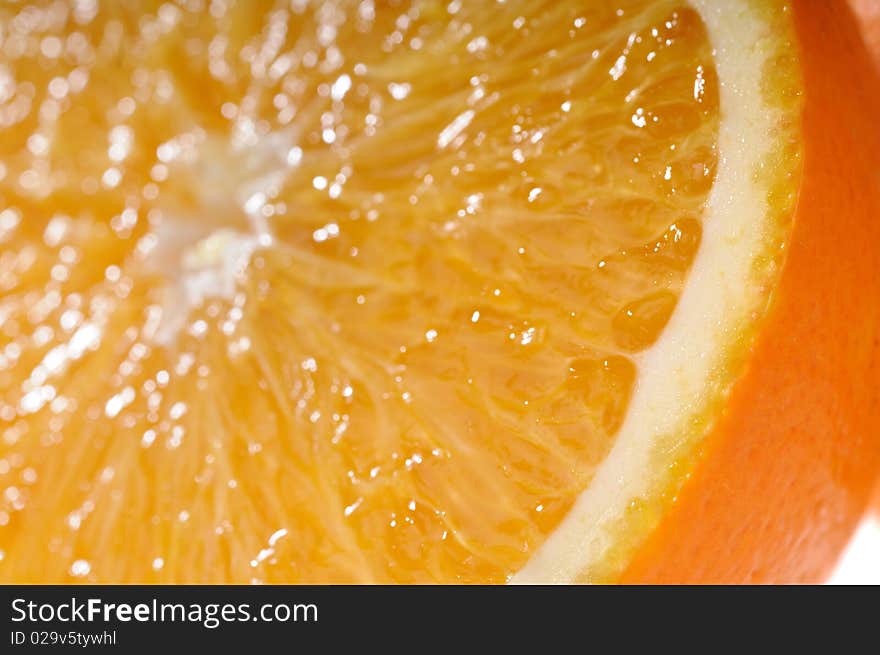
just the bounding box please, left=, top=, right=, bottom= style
left=0, top=1, right=721, bottom=583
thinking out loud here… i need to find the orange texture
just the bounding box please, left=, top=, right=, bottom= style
left=621, top=0, right=880, bottom=583
left=0, top=0, right=723, bottom=583
left=0, top=0, right=877, bottom=585
left=851, top=0, right=880, bottom=69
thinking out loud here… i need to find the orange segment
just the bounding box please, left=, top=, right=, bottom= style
left=0, top=0, right=719, bottom=583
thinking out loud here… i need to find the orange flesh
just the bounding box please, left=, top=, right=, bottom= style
left=0, top=1, right=718, bottom=582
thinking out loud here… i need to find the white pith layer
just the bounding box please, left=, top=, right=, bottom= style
left=513, top=0, right=785, bottom=583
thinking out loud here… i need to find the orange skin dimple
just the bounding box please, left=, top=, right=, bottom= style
left=621, top=0, right=880, bottom=584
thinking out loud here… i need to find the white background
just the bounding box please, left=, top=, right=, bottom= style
left=827, top=516, right=880, bottom=584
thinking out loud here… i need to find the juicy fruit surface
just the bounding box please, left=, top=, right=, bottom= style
left=0, top=0, right=718, bottom=582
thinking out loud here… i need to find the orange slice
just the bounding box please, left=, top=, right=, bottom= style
left=0, top=0, right=878, bottom=583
